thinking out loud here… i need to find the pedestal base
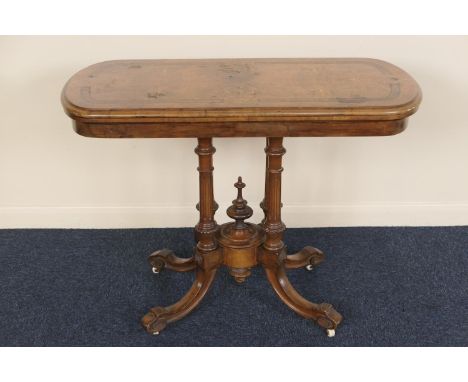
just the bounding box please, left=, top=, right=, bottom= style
left=141, top=237, right=342, bottom=336
left=142, top=137, right=342, bottom=337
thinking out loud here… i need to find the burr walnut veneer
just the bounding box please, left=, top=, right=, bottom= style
left=62, top=58, right=421, bottom=337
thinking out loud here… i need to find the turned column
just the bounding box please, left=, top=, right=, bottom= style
left=259, top=147, right=269, bottom=226
left=194, top=138, right=218, bottom=253
left=263, top=137, right=286, bottom=256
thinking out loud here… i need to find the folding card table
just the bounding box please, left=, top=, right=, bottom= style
left=62, top=58, right=421, bottom=336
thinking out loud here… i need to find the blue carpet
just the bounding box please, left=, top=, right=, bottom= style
left=0, top=227, right=467, bottom=346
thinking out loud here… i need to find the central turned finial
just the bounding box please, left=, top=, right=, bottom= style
left=234, top=176, right=245, bottom=203
left=217, top=176, right=264, bottom=284
left=227, top=176, right=253, bottom=229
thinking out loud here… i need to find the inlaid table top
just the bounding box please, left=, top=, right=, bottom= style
left=62, top=58, right=422, bottom=138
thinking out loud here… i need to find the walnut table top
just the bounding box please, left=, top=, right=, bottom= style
left=62, top=58, right=422, bottom=138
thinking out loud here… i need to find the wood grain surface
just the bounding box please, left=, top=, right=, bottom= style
left=62, top=58, right=422, bottom=137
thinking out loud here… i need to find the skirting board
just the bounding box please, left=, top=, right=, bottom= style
left=0, top=204, right=467, bottom=228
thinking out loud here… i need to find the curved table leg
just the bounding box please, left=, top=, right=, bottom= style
left=261, top=253, right=342, bottom=336
left=260, top=137, right=342, bottom=336
left=141, top=252, right=220, bottom=335
left=148, top=249, right=196, bottom=274
left=284, top=246, right=325, bottom=271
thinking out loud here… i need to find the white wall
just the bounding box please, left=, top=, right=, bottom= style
left=0, top=36, right=467, bottom=228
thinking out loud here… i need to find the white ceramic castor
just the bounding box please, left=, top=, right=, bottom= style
left=152, top=331, right=160, bottom=335
left=326, top=329, right=335, bottom=337
left=305, top=264, right=314, bottom=271
left=152, top=267, right=160, bottom=274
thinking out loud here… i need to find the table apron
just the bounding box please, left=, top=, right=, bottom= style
left=73, top=119, right=407, bottom=138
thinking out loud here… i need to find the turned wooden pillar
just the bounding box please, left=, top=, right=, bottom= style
left=259, top=147, right=269, bottom=226
left=263, top=137, right=286, bottom=255
left=194, top=138, right=218, bottom=253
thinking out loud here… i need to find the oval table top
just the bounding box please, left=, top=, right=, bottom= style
left=62, top=58, right=422, bottom=138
